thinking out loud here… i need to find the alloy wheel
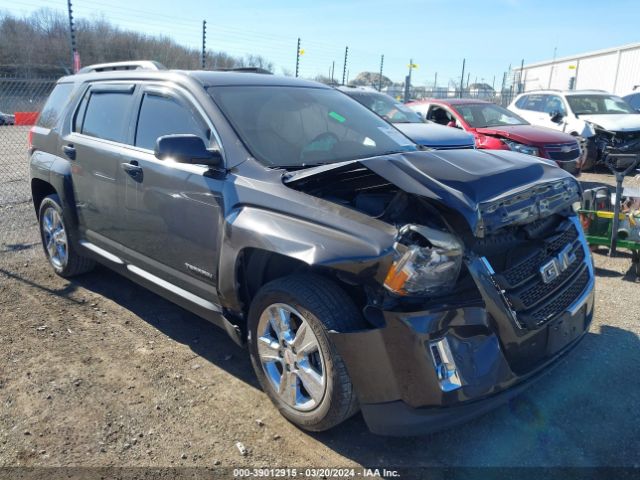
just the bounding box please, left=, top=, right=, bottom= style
left=256, top=303, right=327, bottom=412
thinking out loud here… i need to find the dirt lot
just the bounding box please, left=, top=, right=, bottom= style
left=1, top=168, right=639, bottom=472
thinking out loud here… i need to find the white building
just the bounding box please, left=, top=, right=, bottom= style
left=516, top=43, right=640, bottom=95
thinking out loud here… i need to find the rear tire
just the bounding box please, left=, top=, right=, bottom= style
left=248, top=273, right=365, bottom=432
left=38, top=194, right=95, bottom=277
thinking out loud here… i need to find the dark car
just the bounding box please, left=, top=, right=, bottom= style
left=0, top=111, right=15, bottom=125
left=29, top=62, right=594, bottom=435
left=339, top=87, right=476, bottom=150
left=409, top=99, right=584, bottom=174
left=623, top=91, right=640, bottom=112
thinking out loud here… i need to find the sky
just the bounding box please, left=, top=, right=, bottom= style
left=4, top=0, right=640, bottom=87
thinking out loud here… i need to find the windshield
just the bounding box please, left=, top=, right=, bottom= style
left=566, top=95, right=636, bottom=115
left=347, top=91, right=424, bottom=123
left=208, top=86, right=417, bottom=168
left=454, top=103, right=528, bottom=128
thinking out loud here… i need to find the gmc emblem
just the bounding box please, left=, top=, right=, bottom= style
left=540, top=244, right=577, bottom=284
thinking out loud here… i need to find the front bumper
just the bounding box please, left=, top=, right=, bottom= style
left=329, top=218, right=596, bottom=435
left=331, top=289, right=594, bottom=436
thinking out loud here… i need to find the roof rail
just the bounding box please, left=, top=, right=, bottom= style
left=213, top=67, right=272, bottom=74
left=77, top=61, right=167, bottom=74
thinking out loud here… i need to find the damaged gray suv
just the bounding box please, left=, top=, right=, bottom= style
left=30, top=61, right=595, bottom=435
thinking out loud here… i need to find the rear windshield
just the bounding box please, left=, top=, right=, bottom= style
left=37, top=83, right=74, bottom=128
left=347, top=91, right=424, bottom=124
left=208, top=85, right=416, bottom=168
left=454, top=103, right=528, bottom=128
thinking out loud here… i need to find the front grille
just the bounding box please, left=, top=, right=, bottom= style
left=495, top=225, right=579, bottom=289
left=528, top=268, right=590, bottom=325
left=545, top=143, right=581, bottom=162
left=491, top=222, right=590, bottom=329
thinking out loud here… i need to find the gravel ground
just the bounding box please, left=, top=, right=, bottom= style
left=0, top=167, right=639, bottom=472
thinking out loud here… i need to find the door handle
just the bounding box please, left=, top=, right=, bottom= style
left=121, top=161, right=143, bottom=182
left=62, top=144, right=76, bottom=160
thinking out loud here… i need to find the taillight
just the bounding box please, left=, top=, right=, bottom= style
left=27, top=127, right=35, bottom=151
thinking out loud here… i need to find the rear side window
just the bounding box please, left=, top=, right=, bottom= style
left=81, top=91, right=135, bottom=143
left=134, top=93, right=209, bottom=151
left=519, top=94, right=549, bottom=112
left=37, top=83, right=74, bottom=128
left=514, top=95, right=528, bottom=109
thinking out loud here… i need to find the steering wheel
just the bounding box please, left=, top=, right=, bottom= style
left=300, top=132, right=339, bottom=162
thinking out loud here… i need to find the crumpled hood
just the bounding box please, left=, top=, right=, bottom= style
left=285, top=148, right=580, bottom=237
left=580, top=114, right=640, bottom=132
left=395, top=122, right=475, bottom=148
left=475, top=125, right=577, bottom=146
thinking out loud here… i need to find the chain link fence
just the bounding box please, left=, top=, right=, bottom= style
left=0, top=76, right=56, bottom=205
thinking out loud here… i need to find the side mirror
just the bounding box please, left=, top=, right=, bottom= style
left=154, top=134, right=222, bottom=167
left=549, top=110, right=564, bottom=124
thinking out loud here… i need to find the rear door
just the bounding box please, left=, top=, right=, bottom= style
left=65, top=83, right=137, bottom=246
left=117, top=84, right=225, bottom=301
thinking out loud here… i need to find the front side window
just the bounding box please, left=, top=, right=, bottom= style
left=208, top=86, right=416, bottom=168
left=566, top=95, right=637, bottom=115
left=427, top=106, right=454, bottom=125
left=134, top=93, right=210, bottom=151
left=81, top=90, right=135, bottom=143
left=544, top=96, right=567, bottom=115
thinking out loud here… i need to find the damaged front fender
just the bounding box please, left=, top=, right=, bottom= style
left=217, top=205, right=397, bottom=312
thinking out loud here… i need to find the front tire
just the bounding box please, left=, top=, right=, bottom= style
left=38, top=194, right=95, bottom=277
left=248, top=274, right=365, bottom=432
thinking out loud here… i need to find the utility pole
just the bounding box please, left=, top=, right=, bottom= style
left=459, top=58, right=465, bottom=98
left=404, top=58, right=415, bottom=103
left=67, top=0, right=78, bottom=73
left=342, top=46, right=348, bottom=85
left=295, top=38, right=301, bottom=78
left=378, top=54, right=384, bottom=91
left=548, top=47, right=557, bottom=88
left=330, top=61, right=335, bottom=84
left=519, top=58, right=525, bottom=92
left=201, top=20, right=207, bottom=69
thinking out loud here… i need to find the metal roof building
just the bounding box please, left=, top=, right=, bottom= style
left=516, top=43, right=640, bottom=95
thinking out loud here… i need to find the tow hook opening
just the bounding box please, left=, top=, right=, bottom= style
left=429, top=337, right=462, bottom=392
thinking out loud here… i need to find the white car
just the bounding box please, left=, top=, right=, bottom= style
left=509, top=90, right=640, bottom=169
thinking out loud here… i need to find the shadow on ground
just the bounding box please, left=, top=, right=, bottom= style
left=7, top=264, right=639, bottom=467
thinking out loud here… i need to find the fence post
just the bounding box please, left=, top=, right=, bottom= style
left=67, top=0, right=78, bottom=73
left=342, top=46, right=348, bottom=85
left=201, top=20, right=207, bottom=69
left=295, top=38, right=301, bottom=78
left=459, top=58, right=465, bottom=98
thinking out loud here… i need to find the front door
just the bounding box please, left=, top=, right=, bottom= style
left=118, top=85, right=225, bottom=301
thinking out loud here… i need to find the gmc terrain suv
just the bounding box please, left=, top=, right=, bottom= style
left=30, top=61, right=595, bottom=435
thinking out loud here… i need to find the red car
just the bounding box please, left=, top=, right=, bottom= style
left=408, top=99, right=584, bottom=175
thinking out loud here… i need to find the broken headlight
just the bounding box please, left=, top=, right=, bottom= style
left=503, top=139, right=540, bottom=157
left=384, top=224, right=463, bottom=296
